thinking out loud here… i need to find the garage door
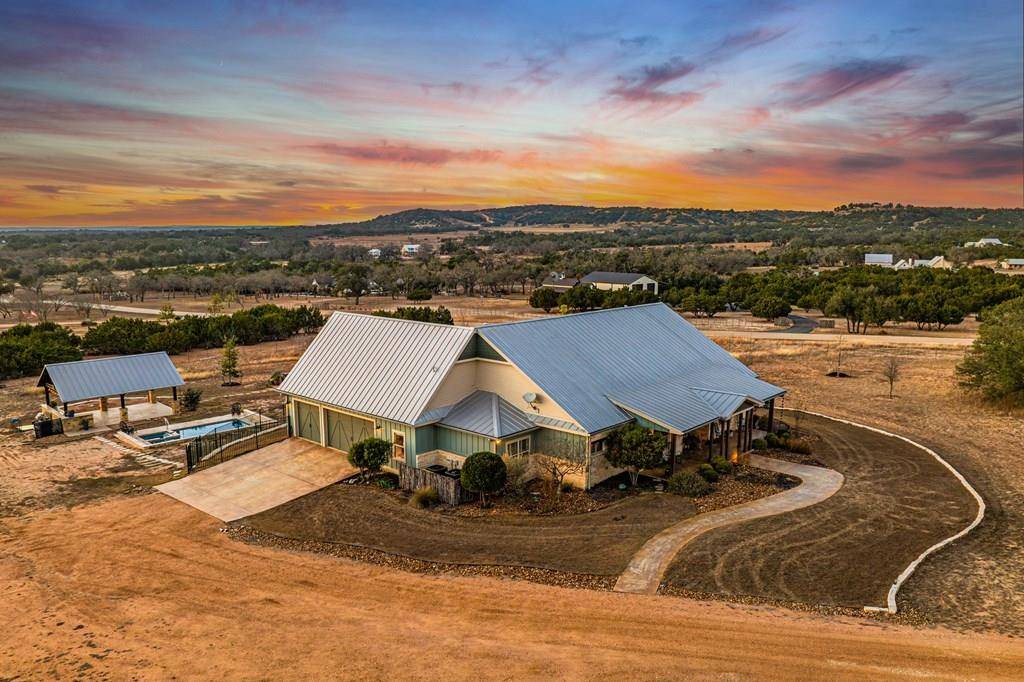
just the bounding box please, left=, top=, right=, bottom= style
left=295, top=401, right=321, bottom=443
left=325, top=408, right=374, bottom=453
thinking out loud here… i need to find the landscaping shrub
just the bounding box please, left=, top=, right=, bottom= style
left=406, top=288, right=433, bottom=301
left=269, top=370, right=286, bottom=386
left=787, top=438, right=812, bottom=455
left=376, top=477, right=396, bottom=490
left=179, top=388, right=202, bottom=412
left=667, top=471, right=712, bottom=497
left=751, top=438, right=767, bottom=450
left=698, top=463, right=719, bottom=483
left=348, top=437, right=392, bottom=476
left=0, top=322, right=82, bottom=380
left=502, top=454, right=530, bottom=495
left=560, top=480, right=575, bottom=493
left=765, top=433, right=780, bottom=448
left=710, top=456, right=733, bottom=475
left=460, top=451, right=507, bottom=507
left=373, top=306, right=453, bottom=325
left=409, top=486, right=439, bottom=508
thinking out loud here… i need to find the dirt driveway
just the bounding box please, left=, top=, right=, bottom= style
left=158, top=439, right=354, bottom=521
left=3, top=495, right=1022, bottom=680
left=663, top=413, right=977, bottom=609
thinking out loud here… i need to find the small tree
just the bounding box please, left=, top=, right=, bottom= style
left=179, top=388, right=202, bottom=412
left=751, top=295, right=792, bottom=322
left=460, top=451, right=507, bottom=507
left=158, top=302, right=176, bottom=322
left=604, top=424, right=667, bottom=487
left=219, top=335, right=242, bottom=385
left=529, top=287, right=560, bottom=313
left=882, top=356, right=900, bottom=399
left=347, top=437, right=391, bottom=477
left=958, top=298, right=1024, bottom=406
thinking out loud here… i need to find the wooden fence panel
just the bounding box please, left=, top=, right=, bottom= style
left=396, top=461, right=473, bottom=505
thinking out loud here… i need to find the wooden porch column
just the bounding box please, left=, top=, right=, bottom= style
left=767, top=399, right=775, bottom=434
left=119, top=394, right=126, bottom=409
left=147, top=390, right=156, bottom=404
left=707, top=424, right=713, bottom=459
left=738, top=412, right=746, bottom=451
left=668, top=433, right=676, bottom=476
left=719, top=419, right=728, bottom=457
left=44, top=385, right=51, bottom=406
left=172, top=386, right=178, bottom=401
left=99, top=396, right=109, bottom=411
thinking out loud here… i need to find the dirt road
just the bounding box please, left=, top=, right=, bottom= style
left=3, top=495, right=1022, bottom=680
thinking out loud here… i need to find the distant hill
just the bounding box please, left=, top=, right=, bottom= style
left=323, top=203, right=1022, bottom=237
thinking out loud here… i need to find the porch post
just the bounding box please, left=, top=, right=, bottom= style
left=44, top=385, right=51, bottom=406
left=707, top=424, right=713, bottom=459
left=172, top=386, right=178, bottom=401
left=668, top=433, right=676, bottom=476
left=719, top=419, right=727, bottom=457
left=119, top=394, right=126, bottom=409
left=738, top=412, right=745, bottom=451
left=767, top=399, right=775, bottom=434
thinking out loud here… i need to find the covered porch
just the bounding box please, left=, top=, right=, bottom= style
left=36, top=352, right=185, bottom=432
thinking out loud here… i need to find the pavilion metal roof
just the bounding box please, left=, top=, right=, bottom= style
left=37, top=352, right=184, bottom=404
left=277, top=312, right=475, bottom=424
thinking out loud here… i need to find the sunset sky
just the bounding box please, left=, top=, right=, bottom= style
left=1, top=0, right=1022, bottom=226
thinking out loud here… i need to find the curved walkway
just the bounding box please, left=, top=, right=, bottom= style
left=614, top=455, right=844, bottom=594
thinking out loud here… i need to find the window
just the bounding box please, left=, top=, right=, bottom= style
left=506, top=436, right=531, bottom=457
left=590, top=438, right=606, bottom=455
left=392, top=432, right=406, bottom=461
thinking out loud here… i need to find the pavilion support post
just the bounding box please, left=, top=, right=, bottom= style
left=667, top=433, right=676, bottom=477
left=172, top=386, right=178, bottom=401
left=767, top=399, right=775, bottom=434
left=44, top=385, right=51, bottom=407
left=147, top=390, right=156, bottom=404
left=719, top=420, right=727, bottom=458
left=99, top=396, right=109, bottom=411
left=62, top=402, right=68, bottom=415
left=738, top=412, right=745, bottom=452
left=707, top=424, right=713, bottom=460
left=119, top=394, right=126, bottom=409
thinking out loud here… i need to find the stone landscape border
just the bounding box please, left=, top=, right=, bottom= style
left=782, top=409, right=986, bottom=614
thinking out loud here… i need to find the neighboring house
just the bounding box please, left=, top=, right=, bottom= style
left=1000, top=258, right=1024, bottom=270
left=540, top=272, right=580, bottom=291
left=964, top=237, right=1006, bottom=248
left=580, top=271, right=659, bottom=294
left=864, top=253, right=894, bottom=267
left=894, top=256, right=952, bottom=270
left=401, top=244, right=421, bottom=256
left=367, top=248, right=382, bottom=259
left=276, top=304, right=784, bottom=489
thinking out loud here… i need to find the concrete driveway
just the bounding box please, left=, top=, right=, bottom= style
left=157, top=438, right=355, bottom=522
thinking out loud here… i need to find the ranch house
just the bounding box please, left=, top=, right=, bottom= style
left=276, top=303, right=784, bottom=489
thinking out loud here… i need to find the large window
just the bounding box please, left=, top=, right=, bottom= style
left=506, top=435, right=531, bottom=457
left=590, top=438, right=606, bottom=455
left=392, top=432, right=406, bottom=461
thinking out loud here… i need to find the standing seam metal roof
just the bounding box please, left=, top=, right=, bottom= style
left=277, top=312, right=475, bottom=424
left=37, top=352, right=184, bottom=404
left=478, top=303, right=782, bottom=434
left=437, top=390, right=535, bottom=438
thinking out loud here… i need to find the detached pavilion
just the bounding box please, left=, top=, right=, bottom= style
left=37, top=352, right=185, bottom=427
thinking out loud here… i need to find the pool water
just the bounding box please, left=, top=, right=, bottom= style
left=141, top=418, right=251, bottom=443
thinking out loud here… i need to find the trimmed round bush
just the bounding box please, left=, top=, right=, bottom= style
left=710, top=455, right=733, bottom=475
left=667, top=471, right=712, bottom=497
left=460, top=451, right=507, bottom=507
left=698, top=463, right=719, bottom=483
left=765, top=433, right=780, bottom=448
left=348, top=437, right=391, bottom=475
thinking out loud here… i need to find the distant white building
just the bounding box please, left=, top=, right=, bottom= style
left=864, top=253, right=894, bottom=267
left=368, top=248, right=382, bottom=259
left=401, top=244, right=421, bottom=256
left=580, top=271, right=659, bottom=294
left=964, top=237, right=1006, bottom=248
left=894, top=256, right=952, bottom=270
left=1000, top=258, right=1024, bottom=270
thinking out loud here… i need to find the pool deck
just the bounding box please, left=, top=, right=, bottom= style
left=116, top=410, right=275, bottom=449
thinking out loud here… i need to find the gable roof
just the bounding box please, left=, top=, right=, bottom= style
left=541, top=272, right=579, bottom=288
left=38, top=352, right=183, bottom=404
left=477, top=303, right=783, bottom=434
left=580, top=271, right=650, bottom=285
left=437, top=390, right=535, bottom=438
left=277, top=312, right=474, bottom=424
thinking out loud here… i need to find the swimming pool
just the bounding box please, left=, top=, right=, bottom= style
left=140, top=418, right=251, bottom=444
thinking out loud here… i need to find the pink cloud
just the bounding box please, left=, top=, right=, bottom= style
left=779, top=57, right=917, bottom=110
left=305, top=141, right=503, bottom=166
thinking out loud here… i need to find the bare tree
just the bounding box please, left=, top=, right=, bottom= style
left=73, top=296, right=94, bottom=320
left=535, top=432, right=588, bottom=497
left=883, top=356, right=901, bottom=399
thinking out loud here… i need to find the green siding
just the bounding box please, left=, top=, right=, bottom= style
left=632, top=414, right=670, bottom=433
left=379, top=419, right=415, bottom=466
left=436, top=426, right=493, bottom=456
left=534, top=427, right=588, bottom=460
left=415, top=426, right=435, bottom=455
left=457, top=334, right=507, bottom=362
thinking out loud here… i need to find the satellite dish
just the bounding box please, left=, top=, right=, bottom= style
left=522, top=392, right=538, bottom=404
